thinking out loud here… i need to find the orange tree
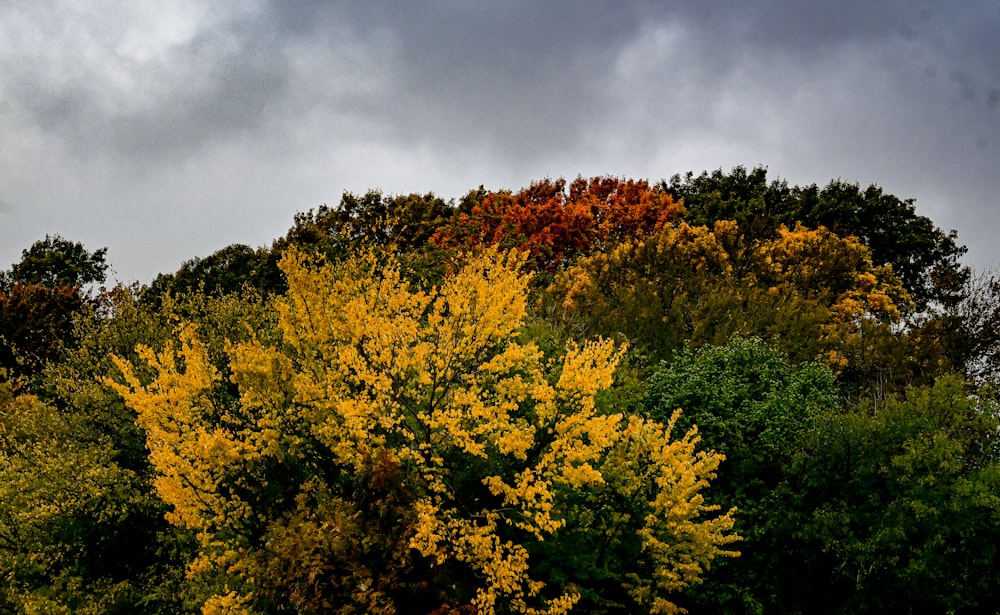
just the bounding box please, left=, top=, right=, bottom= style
left=433, top=177, right=683, bottom=272
left=1, top=235, right=108, bottom=386
left=110, top=245, right=738, bottom=614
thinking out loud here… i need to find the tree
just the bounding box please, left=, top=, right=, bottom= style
left=646, top=338, right=840, bottom=488
left=909, top=268, right=1000, bottom=386
left=280, top=190, right=454, bottom=258
left=0, top=386, right=152, bottom=613
left=808, top=180, right=967, bottom=309
left=0, top=283, right=84, bottom=382
left=0, top=282, right=277, bottom=614
left=0, top=236, right=109, bottom=384
left=663, top=166, right=797, bottom=242
left=432, top=177, right=682, bottom=272
left=645, top=338, right=840, bottom=613
left=110, top=246, right=738, bottom=614
left=784, top=376, right=1000, bottom=613
left=544, top=220, right=911, bottom=371
left=544, top=220, right=760, bottom=359
left=665, top=167, right=967, bottom=308
left=2, top=234, right=108, bottom=291
left=143, top=192, right=454, bottom=306
left=143, top=243, right=284, bottom=302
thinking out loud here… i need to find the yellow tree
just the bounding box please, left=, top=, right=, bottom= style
left=755, top=223, right=914, bottom=385
left=110, top=246, right=737, bottom=614
left=755, top=223, right=911, bottom=322
left=544, top=220, right=831, bottom=362
left=547, top=220, right=915, bottom=383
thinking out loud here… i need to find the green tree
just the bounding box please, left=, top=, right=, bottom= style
left=2, top=234, right=108, bottom=291
left=143, top=243, right=283, bottom=303
left=645, top=337, right=840, bottom=613
left=0, top=386, right=157, bottom=613
left=280, top=190, right=454, bottom=258
left=784, top=376, right=1000, bottom=613
left=144, top=192, right=456, bottom=305
left=663, top=166, right=798, bottom=242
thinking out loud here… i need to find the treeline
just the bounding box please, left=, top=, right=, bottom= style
left=1, top=167, right=998, bottom=613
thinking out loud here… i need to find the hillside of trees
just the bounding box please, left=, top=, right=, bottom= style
left=2, top=166, right=998, bottom=614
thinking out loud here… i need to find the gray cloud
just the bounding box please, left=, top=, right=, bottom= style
left=1, top=0, right=998, bottom=282
left=265, top=1, right=651, bottom=165
left=1, top=3, right=292, bottom=163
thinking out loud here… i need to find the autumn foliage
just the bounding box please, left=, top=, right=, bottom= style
left=109, top=246, right=737, bottom=614
left=547, top=219, right=913, bottom=378
left=0, top=283, right=85, bottom=381
left=3, top=169, right=998, bottom=615
left=433, top=177, right=682, bottom=270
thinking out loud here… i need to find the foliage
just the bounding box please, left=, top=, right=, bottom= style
left=646, top=337, right=840, bottom=481
left=0, top=283, right=85, bottom=383
left=278, top=190, right=454, bottom=261
left=433, top=177, right=682, bottom=272
left=144, top=191, right=454, bottom=304
left=278, top=190, right=456, bottom=287
left=665, top=166, right=967, bottom=308
left=0, top=387, right=150, bottom=613
left=1, top=234, right=108, bottom=291
left=645, top=338, right=840, bottom=613
left=909, top=268, right=1000, bottom=386
left=757, top=223, right=912, bottom=320
left=110, top=246, right=738, bottom=614
left=644, top=343, right=1000, bottom=614
left=0, top=235, right=110, bottom=385
left=0, top=284, right=275, bottom=614
left=342, top=190, right=454, bottom=252
left=3, top=170, right=996, bottom=613
left=545, top=220, right=911, bottom=373
left=782, top=376, right=1000, bottom=613
left=144, top=244, right=283, bottom=302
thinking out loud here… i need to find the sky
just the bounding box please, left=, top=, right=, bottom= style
left=1, top=0, right=998, bottom=285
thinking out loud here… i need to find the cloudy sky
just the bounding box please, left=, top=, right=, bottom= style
left=1, top=1, right=998, bottom=284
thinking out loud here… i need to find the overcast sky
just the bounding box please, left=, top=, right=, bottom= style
left=1, top=1, right=998, bottom=284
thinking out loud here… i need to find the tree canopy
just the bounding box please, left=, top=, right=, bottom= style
left=0, top=235, right=108, bottom=384
left=665, top=166, right=967, bottom=309
left=3, top=168, right=997, bottom=614
left=1, top=234, right=108, bottom=291
left=433, top=177, right=682, bottom=272
left=109, top=245, right=738, bottom=614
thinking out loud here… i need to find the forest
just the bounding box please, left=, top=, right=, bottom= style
left=1, top=166, right=999, bottom=614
